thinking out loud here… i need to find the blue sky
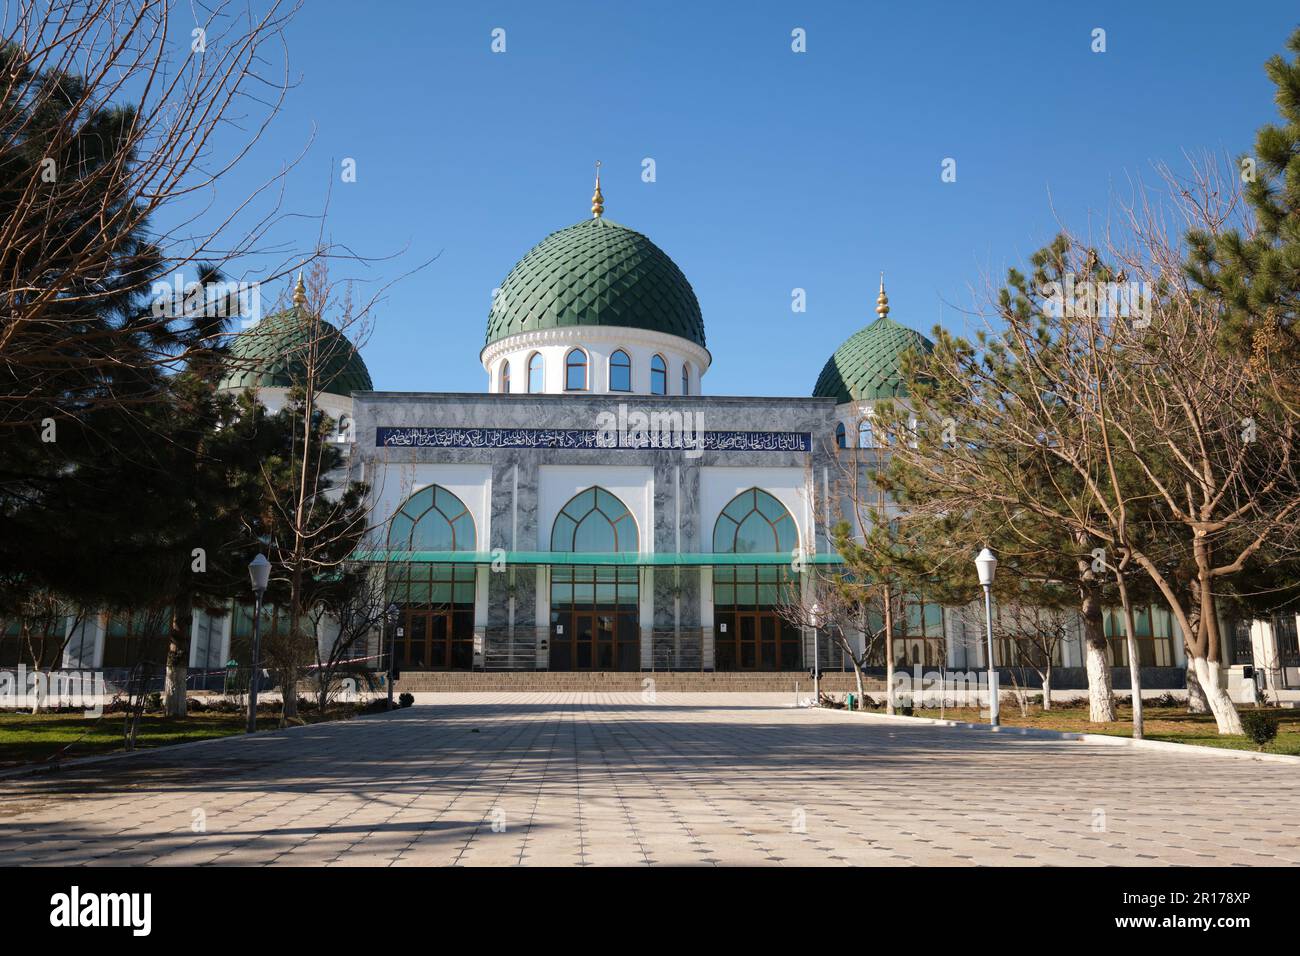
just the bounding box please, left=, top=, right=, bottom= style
left=201, top=1, right=1298, bottom=395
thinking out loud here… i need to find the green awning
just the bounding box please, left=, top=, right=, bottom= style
left=352, top=550, right=844, bottom=567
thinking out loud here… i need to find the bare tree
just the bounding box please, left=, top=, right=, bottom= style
left=989, top=599, right=1070, bottom=712
left=310, top=565, right=387, bottom=712
left=775, top=569, right=893, bottom=711
left=0, top=0, right=304, bottom=429
left=4, top=590, right=87, bottom=713
left=249, top=261, right=382, bottom=725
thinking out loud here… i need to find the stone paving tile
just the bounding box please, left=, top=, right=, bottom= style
left=0, top=692, right=1296, bottom=866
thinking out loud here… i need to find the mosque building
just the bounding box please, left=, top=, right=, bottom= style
left=46, top=173, right=1299, bottom=697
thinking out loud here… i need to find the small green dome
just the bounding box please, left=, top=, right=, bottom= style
left=813, top=316, right=934, bottom=404
left=485, top=217, right=705, bottom=349
left=219, top=306, right=372, bottom=398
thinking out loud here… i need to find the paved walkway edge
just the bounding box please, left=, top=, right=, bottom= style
left=831, top=708, right=1300, bottom=764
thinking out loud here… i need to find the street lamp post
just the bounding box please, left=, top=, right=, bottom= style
left=246, top=554, right=271, bottom=734
left=385, top=603, right=400, bottom=710
left=975, top=547, right=999, bottom=727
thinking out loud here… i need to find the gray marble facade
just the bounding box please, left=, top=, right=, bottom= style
left=354, top=392, right=843, bottom=667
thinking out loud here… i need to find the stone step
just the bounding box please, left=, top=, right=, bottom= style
left=394, top=671, right=885, bottom=694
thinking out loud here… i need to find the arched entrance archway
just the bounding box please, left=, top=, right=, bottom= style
left=549, top=487, right=640, bottom=670
left=712, top=488, right=803, bottom=671
left=387, top=485, right=477, bottom=670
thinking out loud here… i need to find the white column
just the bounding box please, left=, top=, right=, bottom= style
left=700, top=568, right=715, bottom=670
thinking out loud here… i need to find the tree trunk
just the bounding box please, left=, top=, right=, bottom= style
left=1079, top=603, right=1116, bottom=722
left=1077, top=551, right=1117, bottom=722
left=317, top=671, right=331, bottom=714
left=1197, top=579, right=1241, bottom=734
left=1042, top=664, right=1052, bottom=711
left=163, top=594, right=194, bottom=718
left=280, top=675, right=299, bottom=725
left=1116, top=571, right=1144, bottom=740
left=882, top=585, right=896, bottom=715
left=1190, top=655, right=1243, bottom=734
left=1186, top=659, right=1210, bottom=713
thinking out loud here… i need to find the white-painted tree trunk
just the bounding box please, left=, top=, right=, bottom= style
left=1084, top=640, right=1117, bottom=722
left=29, top=667, right=44, bottom=715
left=1190, top=656, right=1242, bottom=734
left=163, top=662, right=188, bottom=717
left=1186, top=658, right=1210, bottom=713
left=1042, top=674, right=1052, bottom=711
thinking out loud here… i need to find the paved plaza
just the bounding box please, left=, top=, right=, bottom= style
left=1, top=694, right=1296, bottom=866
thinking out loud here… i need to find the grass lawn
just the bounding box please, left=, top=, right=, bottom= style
left=901, top=704, right=1300, bottom=755
left=0, top=706, right=364, bottom=769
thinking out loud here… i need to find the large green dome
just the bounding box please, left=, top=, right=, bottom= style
left=485, top=217, right=705, bottom=349
left=813, top=316, right=934, bottom=404
left=219, top=306, right=372, bottom=398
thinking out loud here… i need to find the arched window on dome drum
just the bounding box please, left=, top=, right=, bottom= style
left=385, top=485, right=477, bottom=670
left=565, top=347, right=588, bottom=391
left=499, top=360, right=510, bottom=393
left=527, top=352, right=543, bottom=393
left=835, top=422, right=846, bottom=448
left=609, top=349, right=631, bottom=392
left=651, top=354, right=667, bottom=395
left=549, top=488, right=640, bottom=672
left=858, top=418, right=875, bottom=449
left=681, top=363, right=690, bottom=396
left=712, top=489, right=801, bottom=671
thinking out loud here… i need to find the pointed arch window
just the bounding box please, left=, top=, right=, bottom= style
left=527, top=352, right=543, bottom=393
left=835, top=421, right=846, bottom=448
left=713, top=488, right=798, bottom=554
left=566, top=347, right=588, bottom=390
left=609, top=349, right=631, bottom=392
left=500, top=360, right=511, bottom=393
left=651, top=354, right=667, bottom=395
left=551, top=487, right=639, bottom=553
left=858, top=418, right=875, bottom=448
left=387, top=485, right=477, bottom=553
left=681, top=363, right=690, bottom=395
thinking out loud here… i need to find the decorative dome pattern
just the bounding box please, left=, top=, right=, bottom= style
left=219, top=306, right=373, bottom=398
left=485, top=217, right=705, bottom=349
left=813, top=316, right=934, bottom=404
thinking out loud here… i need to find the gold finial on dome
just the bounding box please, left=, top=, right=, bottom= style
left=875, top=272, right=890, bottom=319
left=591, top=160, right=604, bottom=218
left=292, top=271, right=307, bottom=308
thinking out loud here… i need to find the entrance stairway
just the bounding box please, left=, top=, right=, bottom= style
left=394, top=671, right=883, bottom=693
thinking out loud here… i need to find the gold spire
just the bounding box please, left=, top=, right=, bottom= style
left=875, top=272, right=890, bottom=319
left=292, top=271, right=307, bottom=308
left=591, top=160, right=604, bottom=218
